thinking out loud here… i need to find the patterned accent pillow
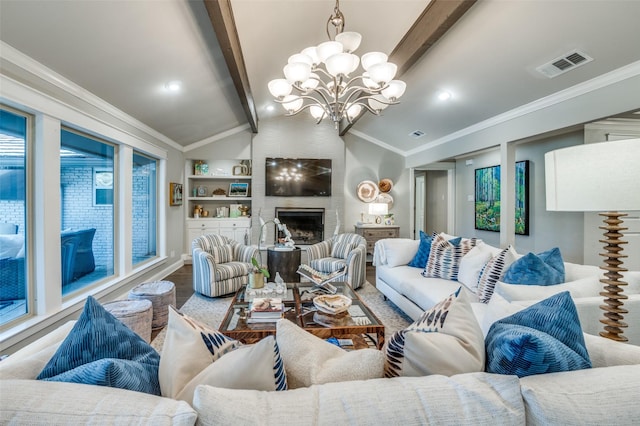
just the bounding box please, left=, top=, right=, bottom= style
left=331, top=241, right=356, bottom=259
left=384, top=288, right=485, bottom=378
left=485, top=291, right=591, bottom=377
left=476, top=245, right=518, bottom=303
left=502, top=247, right=565, bottom=285
left=160, top=307, right=286, bottom=403
left=407, top=231, right=433, bottom=268
left=423, top=233, right=477, bottom=280
left=211, top=244, right=233, bottom=264
left=37, top=296, right=161, bottom=395
left=175, top=335, right=287, bottom=405
left=160, top=306, right=241, bottom=397
left=457, top=242, right=499, bottom=293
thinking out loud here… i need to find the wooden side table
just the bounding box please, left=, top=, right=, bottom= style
left=267, top=247, right=302, bottom=282
left=354, top=224, right=400, bottom=258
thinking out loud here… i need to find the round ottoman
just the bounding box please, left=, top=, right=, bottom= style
left=128, top=280, right=176, bottom=330
left=103, top=299, right=153, bottom=343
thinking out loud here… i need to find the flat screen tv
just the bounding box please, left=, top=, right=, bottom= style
left=265, top=158, right=332, bottom=197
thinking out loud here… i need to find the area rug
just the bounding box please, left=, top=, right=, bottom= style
left=152, top=281, right=411, bottom=351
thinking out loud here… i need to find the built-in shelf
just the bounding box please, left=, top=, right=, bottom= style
left=188, top=197, right=251, bottom=201
left=188, top=175, right=252, bottom=180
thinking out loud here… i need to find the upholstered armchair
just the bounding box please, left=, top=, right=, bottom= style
left=192, top=234, right=258, bottom=297
left=305, top=233, right=367, bottom=289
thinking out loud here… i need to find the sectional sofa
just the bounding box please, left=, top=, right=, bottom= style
left=2, top=234, right=640, bottom=424
left=374, top=236, right=640, bottom=345
left=1, top=314, right=639, bottom=425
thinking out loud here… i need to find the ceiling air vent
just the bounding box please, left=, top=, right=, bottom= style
left=409, top=130, right=425, bottom=138
left=536, top=50, right=593, bottom=78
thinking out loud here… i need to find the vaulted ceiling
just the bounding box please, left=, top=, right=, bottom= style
left=1, top=0, right=639, bottom=155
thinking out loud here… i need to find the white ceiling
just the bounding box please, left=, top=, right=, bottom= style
left=1, top=0, right=639, bottom=154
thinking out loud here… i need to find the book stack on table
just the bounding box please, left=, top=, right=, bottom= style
left=247, top=297, right=284, bottom=323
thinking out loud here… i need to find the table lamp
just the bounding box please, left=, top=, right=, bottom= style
left=369, top=203, right=388, bottom=224
left=545, top=138, right=640, bottom=342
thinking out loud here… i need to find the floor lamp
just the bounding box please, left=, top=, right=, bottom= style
left=545, top=138, right=640, bottom=342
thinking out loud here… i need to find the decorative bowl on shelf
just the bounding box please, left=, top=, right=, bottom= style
left=313, top=294, right=352, bottom=315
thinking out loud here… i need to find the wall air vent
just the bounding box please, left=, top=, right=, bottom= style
left=536, top=50, right=593, bottom=78
left=409, top=130, right=425, bottom=138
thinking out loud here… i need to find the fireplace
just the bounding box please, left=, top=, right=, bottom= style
left=275, top=207, right=325, bottom=246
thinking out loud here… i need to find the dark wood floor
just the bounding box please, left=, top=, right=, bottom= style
left=162, top=263, right=377, bottom=309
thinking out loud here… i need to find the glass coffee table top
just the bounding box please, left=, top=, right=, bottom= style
left=219, top=282, right=385, bottom=349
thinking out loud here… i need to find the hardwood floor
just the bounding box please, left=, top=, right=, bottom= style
left=162, top=262, right=377, bottom=309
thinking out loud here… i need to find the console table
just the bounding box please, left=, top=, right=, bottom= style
left=354, top=224, right=400, bottom=258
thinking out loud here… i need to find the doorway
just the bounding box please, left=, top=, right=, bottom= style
left=415, top=170, right=450, bottom=236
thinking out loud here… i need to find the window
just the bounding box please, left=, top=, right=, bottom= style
left=0, top=107, right=30, bottom=326
left=60, top=128, right=115, bottom=295
left=93, top=168, right=113, bottom=205
left=132, top=152, right=158, bottom=266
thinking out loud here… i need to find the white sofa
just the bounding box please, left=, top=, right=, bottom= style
left=1, top=320, right=640, bottom=425
left=374, top=238, right=640, bottom=345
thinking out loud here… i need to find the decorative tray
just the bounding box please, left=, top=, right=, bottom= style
left=313, top=294, right=352, bottom=315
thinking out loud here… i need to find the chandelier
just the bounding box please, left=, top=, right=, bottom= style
left=267, top=0, right=406, bottom=128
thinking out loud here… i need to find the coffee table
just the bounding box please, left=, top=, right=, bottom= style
left=219, top=282, right=385, bottom=349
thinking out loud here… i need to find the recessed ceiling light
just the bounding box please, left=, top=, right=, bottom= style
left=266, top=105, right=275, bottom=112
left=165, top=81, right=182, bottom=92
left=438, top=91, right=452, bottom=101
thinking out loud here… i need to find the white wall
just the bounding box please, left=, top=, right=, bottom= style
left=455, top=130, right=587, bottom=263
left=343, top=132, right=411, bottom=238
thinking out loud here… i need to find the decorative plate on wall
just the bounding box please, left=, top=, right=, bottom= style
left=377, top=192, right=394, bottom=209
left=356, top=180, right=379, bottom=202
left=378, top=178, right=393, bottom=193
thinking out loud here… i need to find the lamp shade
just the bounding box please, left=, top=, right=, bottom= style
left=368, top=202, right=388, bottom=216
left=545, top=138, right=640, bottom=212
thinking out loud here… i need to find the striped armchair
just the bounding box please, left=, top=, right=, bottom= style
left=305, top=233, right=367, bottom=289
left=192, top=234, right=258, bottom=297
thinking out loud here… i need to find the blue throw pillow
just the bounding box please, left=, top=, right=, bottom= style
left=485, top=291, right=591, bottom=378
left=37, top=296, right=161, bottom=395
left=502, top=247, right=565, bottom=285
left=408, top=231, right=433, bottom=268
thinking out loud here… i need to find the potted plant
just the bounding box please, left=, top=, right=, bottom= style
left=249, top=257, right=270, bottom=289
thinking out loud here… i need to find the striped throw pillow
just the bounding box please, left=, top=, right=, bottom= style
left=211, top=244, right=233, bottom=264
left=331, top=241, right=356, bottom=259
left=423, top=233, right=478, bottom=280
left=477, top=245, right=518, bottom=303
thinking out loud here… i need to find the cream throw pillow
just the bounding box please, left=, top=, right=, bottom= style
left=275, top=318, right=385, bottom=389
left=384, top=288, right=485, bottom=377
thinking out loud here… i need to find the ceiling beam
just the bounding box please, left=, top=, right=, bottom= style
left=203, top=0, right=258, bottom=133
left=339, top=0, right=477, bottom=136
